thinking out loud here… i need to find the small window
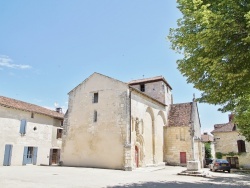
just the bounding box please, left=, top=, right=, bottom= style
left=237, top=140, right=246, bottom=153
left=94, top=110, right=97, bottom=122
left=57, top=129, right=63, bottom=139
left=20, top=119, right=27, bottom=135
left=93, top=93, right=98, bottom=103
left=140, top=84, right=145, bottom=92
left=31, top=112, right=34, bottom=118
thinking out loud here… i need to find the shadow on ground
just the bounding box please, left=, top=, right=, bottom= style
left=108, top=173, right=250, bottom=188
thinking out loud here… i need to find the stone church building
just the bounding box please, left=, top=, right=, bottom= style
left=61, top=72, right=202, bottom=170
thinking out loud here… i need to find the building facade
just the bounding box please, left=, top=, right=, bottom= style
left=61, top=72, right=203, bottom=170
left=165, top=102, right=203, bottom=167
left=212, top=114, right=250, bottom=169
left=0, top=96, right=64, bottom=166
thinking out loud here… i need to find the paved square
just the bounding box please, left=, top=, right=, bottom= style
left=0, top=166, right=249, bottom=188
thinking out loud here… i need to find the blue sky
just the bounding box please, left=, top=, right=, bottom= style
left=0, top=1, right=229, bottom=133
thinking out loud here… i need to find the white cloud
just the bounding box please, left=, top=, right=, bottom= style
left=0, top=55, right=32, bottom=69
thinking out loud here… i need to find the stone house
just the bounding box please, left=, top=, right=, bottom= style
left=61, top=72, right=203, bottom=170
left=0, top=96, right=64, bottom=166
left=211, top=114, right=250, bottom=169
left=165, top=102, right=203, bottom=167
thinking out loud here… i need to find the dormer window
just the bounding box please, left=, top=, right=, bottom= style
left=140, top=84, right=145, bottom=92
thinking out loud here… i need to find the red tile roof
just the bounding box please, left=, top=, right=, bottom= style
left=168, top=102, right=192, bottom=126
left=129, top=76, right=172, bottom=90
left=0, top=96, right=64, bottom=119
left=211, top=122, right=236, bottom=133
left=201, top=134, right=214, bottom=142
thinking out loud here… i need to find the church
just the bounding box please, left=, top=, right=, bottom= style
left=61, top=72, right=203, bottom=170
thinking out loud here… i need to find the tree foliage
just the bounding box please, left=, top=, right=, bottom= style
left=169, top=0, right=250, bottom=140
left=205, top=142, right=212, bottom=159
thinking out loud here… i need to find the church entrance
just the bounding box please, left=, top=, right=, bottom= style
left=135, top=146, right=139, bottom=167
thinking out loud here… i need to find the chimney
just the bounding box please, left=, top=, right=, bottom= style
left=229, top=113, right=234, bottom=122
left=56, top=107, right=62, bottom=113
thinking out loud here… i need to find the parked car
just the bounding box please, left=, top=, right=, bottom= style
left=209, top=159, right=231, bottom=173
left=205, top=158, right=213, bottom=165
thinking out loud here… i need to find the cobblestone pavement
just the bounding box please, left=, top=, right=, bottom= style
left=0, top=165, right=249, bottom=188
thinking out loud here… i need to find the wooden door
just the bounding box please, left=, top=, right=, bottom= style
left=180, top=152, right=186, bottom=164
left=135, top=146, right=139, bottom=167
left=227, top=157, right=239, bottom=168
left=50, top=149, right=60, bottom=165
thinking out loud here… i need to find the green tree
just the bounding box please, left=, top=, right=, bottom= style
left=205, top=142, right=212, bottom=158
left=168, top=0, right=250, bottom=140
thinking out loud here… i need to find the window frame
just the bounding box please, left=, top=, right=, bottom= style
left=56, top=128, right=63, bottom=139
left=93, top=92, right=98, bottom=103
left=237, top=140, right=246, bottom=153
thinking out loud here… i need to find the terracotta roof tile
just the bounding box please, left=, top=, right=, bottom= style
left=0, top=96, right=64, bottom=119
left=211, top=122, right=236, bottom=133
left=129, top=76, right=172, bottom=89
left=168, top=102, right=192, bottom=126
left=201, top=134, right=214, bottom=142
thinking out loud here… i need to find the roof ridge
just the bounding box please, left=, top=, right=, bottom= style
left=0, top=96, right=64, bottom=119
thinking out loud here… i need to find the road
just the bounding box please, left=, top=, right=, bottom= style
left=0, top=165, right=249, bottom=188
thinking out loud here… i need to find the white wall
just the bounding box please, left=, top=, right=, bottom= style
left=0, top=106, right=62, bottom=166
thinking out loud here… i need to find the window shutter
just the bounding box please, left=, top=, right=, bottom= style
left=20, top=119, right=27, bottom=134
left=33, top=147, right=38, bottom=165
left=22, top=147, right=28, bottom=165
left=3, top=144, right=12, bottom=166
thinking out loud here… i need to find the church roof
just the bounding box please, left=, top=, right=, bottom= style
left=129, top=75, right=172, bottom=90
left=211, top=122, right=236, bottom=133
left=0, top=96, right=64, bottom=119
left=168, top=102, right=192, bottom=126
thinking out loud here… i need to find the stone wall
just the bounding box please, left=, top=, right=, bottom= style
left=61, top=73, right=130, bottom=170
left=130, top=90, right=167, bottom=169
left=130, top=80, right=172, bottom=106
left=213, top=131, right=250, bottom=168
left=164, top=126, right=192, bottom=165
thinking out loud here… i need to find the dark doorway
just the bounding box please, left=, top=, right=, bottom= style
left=50, top=149, right=60, bottom=165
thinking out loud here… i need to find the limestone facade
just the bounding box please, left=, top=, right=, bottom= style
left=0, top=96, right=64, bottom=166
left=165, top=102, right=203, bottom=167
left=212, top=117, right=250, bottom=169
left=62, top=72, right=203, bottom=170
